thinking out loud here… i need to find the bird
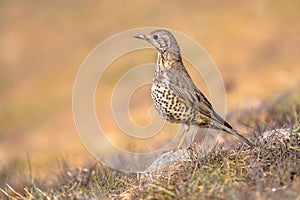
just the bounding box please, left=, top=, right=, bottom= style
left=134, top=29, right=254, bottom=148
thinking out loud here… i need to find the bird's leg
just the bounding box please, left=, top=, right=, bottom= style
left=177, top=124, right=190, bottom=149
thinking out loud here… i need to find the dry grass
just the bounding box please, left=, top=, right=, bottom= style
left=1, top=95, right=299, bottom=199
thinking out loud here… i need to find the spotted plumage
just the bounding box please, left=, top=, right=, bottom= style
left=134, top=29, right=254, bottom=147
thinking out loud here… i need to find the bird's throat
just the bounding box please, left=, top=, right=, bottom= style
left=156, top=51, right=181, bottom=72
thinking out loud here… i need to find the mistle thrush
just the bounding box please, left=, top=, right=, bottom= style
left=134, top=29, right=254, bottom=147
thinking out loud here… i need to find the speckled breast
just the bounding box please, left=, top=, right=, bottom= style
left=151, top=82, right=195, bottom=124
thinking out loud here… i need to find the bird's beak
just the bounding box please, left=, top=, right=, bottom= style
left=134, top=34, right=147, bottom=40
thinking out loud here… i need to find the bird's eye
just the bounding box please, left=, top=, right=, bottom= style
left=153, top=35, right=158, bottom=40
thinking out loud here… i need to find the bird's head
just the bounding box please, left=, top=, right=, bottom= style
left=134, top=29, right=181, bottom=56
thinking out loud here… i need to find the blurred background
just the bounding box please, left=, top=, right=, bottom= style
left=0, top=0, right=299, bottom=185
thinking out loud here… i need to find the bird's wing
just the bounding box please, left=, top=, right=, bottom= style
left=166, top=65, right=227, bottom=126
left=165, top=62, right=255, bottom=147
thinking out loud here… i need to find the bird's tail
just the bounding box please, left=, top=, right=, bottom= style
left=222, top=125, right=255, bottom=147
left=209, top=111, right=255, bottom=147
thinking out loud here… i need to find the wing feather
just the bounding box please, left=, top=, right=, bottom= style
left=166, top=63, right=227, bottom=126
